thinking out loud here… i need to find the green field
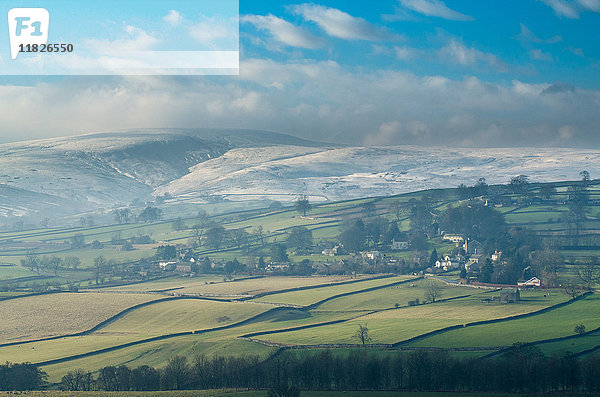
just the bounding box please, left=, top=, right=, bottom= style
left=408, top=293, right=600, bottom=349
left=252, top=276, right=413, bottom=306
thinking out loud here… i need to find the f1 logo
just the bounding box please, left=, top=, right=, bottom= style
left=8, top=8, right=49, bottom=59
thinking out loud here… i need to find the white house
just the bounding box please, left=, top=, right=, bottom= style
left=518, top=277, right=541, bottom=287
left=391, top=239, right=409, bottom=250
left=443, top=234, right=464, bottom=244
left=435, top=259, right=457, bottom=272
left=491, top=251, right=502, bottom=261
left=362, top=251, right=381, bottom=260
left=322, top=246, right=340, bottom=256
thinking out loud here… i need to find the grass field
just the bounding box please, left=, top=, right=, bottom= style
left=0, top=292, right=162, bottom=342
left=99, top=299, right=274, bottom=336
left=408, top=293, right=600, bottom=349
left=104, top=275, right=359, bottom=297
left=316, top=279, right=473, bottom=311
left=259, top=289, right=567, bottom=346
left=252, top=276, right=413, bottom=306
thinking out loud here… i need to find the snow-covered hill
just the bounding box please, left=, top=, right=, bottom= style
left=155, top=145, right=600, bottom=203
left=1, top=128, right=599, bottom=217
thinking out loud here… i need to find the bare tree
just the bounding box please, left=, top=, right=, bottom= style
left=353, top=323, right=372, bottom=346
left=576, top=261, right=600, bottom=290
left=391, top=200, right=404, bottom=221
left=563, top=284, right=581, bottom=300
left=424, top=280, right=442, bottom=303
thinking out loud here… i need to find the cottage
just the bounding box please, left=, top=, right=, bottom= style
left=443, top=234, right=464, bottom=244
left=362, top=251, right=381, bottom=260
left=491, top=251, right=502, bottom=261
left=158, top=261, right=176, bottom=271
left=175, top=263, right=192, bottom=274
left=322, top=246, right=340, bottom=256
left=518, top=277, right=541, bottom=287
left=391, top=239, right=409, bottom=250
left=435, top=259, right=457, bottom=271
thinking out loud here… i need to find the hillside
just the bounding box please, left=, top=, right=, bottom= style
left=2, top=128, right=600, bottom=217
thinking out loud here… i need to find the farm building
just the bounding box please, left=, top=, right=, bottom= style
left=500, top=288, right=520, bottom=303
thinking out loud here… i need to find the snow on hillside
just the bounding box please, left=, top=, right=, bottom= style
left=155, top=145, right=600, bottom=202
left=1, top=128, right=600, bottom=216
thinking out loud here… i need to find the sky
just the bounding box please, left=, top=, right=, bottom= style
left=0, top=0, right=599, bottom=147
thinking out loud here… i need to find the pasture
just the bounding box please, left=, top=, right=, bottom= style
left=0, top=292, right=162, bottom=342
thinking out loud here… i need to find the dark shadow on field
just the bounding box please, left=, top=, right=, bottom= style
left=251, top=309, right=312, bottom=323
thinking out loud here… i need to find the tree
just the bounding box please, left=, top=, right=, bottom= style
left=409, top=198, right=433, bottom=234
left=70, top=233, right=85, bottom=249
left=253, top=225, right=266, bottom=247
left=353, top=323, right=372, bottom=345
left=287, top=226, right=313, bottom=254
left=338, top=218, right=367, bottom=252
left=162, top=356, right=191, bottom=390
left=475, top=177, right=488, bottom=196
left=295, top=195, right=311, bottom=217
left=21, top=253, right=40, bottom=275
left=424, top=280, right=442, bottom=302
left=48, top=256, right=62, bottom=277
left=576, top=261, right=600, bottom=290
left=139, top=206, right=162, bottom=223
left=93, top=256, right=107, bottom=285
left=231, top=229, right=250, bottom=250
left=540, top=184, right=557, bottom=200
left=429, top=249, right=438, bottom=268
left=362, top=201, right=376, bottom=217
left=580, top=170, right=591, bottom=187
left=60, top=369, right=93, bottom=391
left=172, top=217, right=186, bottom=231
left=391, top=200, right=404, bottom=221
left=567, top=184, right=589, bottom=241
left=478, top=258, right=494, bottom=283
left=113, top=209, right=131, bottom=225
left=575, top=324, right=586, bottom=335
left=270, top=244, right=289, bottom=263
left=204, top=224, right=226, bottom=251
left=156, top=245, right=177, bottom=260
left=563, top=284, right=581, bottom=300
left=509, top=175, right=530, bottom=195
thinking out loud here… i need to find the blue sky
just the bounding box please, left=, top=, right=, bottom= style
left=240, top=0, right=599, bottom=87
left=0, top=0, right=599, bottom=147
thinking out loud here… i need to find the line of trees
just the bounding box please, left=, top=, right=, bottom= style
left=47, top=347, right=600, bottom=393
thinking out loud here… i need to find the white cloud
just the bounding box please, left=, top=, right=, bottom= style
left=0, top=59, right=598, bottom=148
left=398, top=0, right=474, bottom=21
left=517, top=23, right=562, bottom=43
left=540, top=0, right=600, bottom=18
left=241, top=14, right=323, bottom=49
left=84, top=25, right=158, bottom=53
left=163, top=10, right=183, bottom=27
left=438, top=39, right=505, bottom=70
left=530, top=48, right=554, bottom=61
left=565, top=46, right=584, bottom=56
left=292, top=4, right=401, bottom=41
left=189, top=16, right=237, bottom=46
